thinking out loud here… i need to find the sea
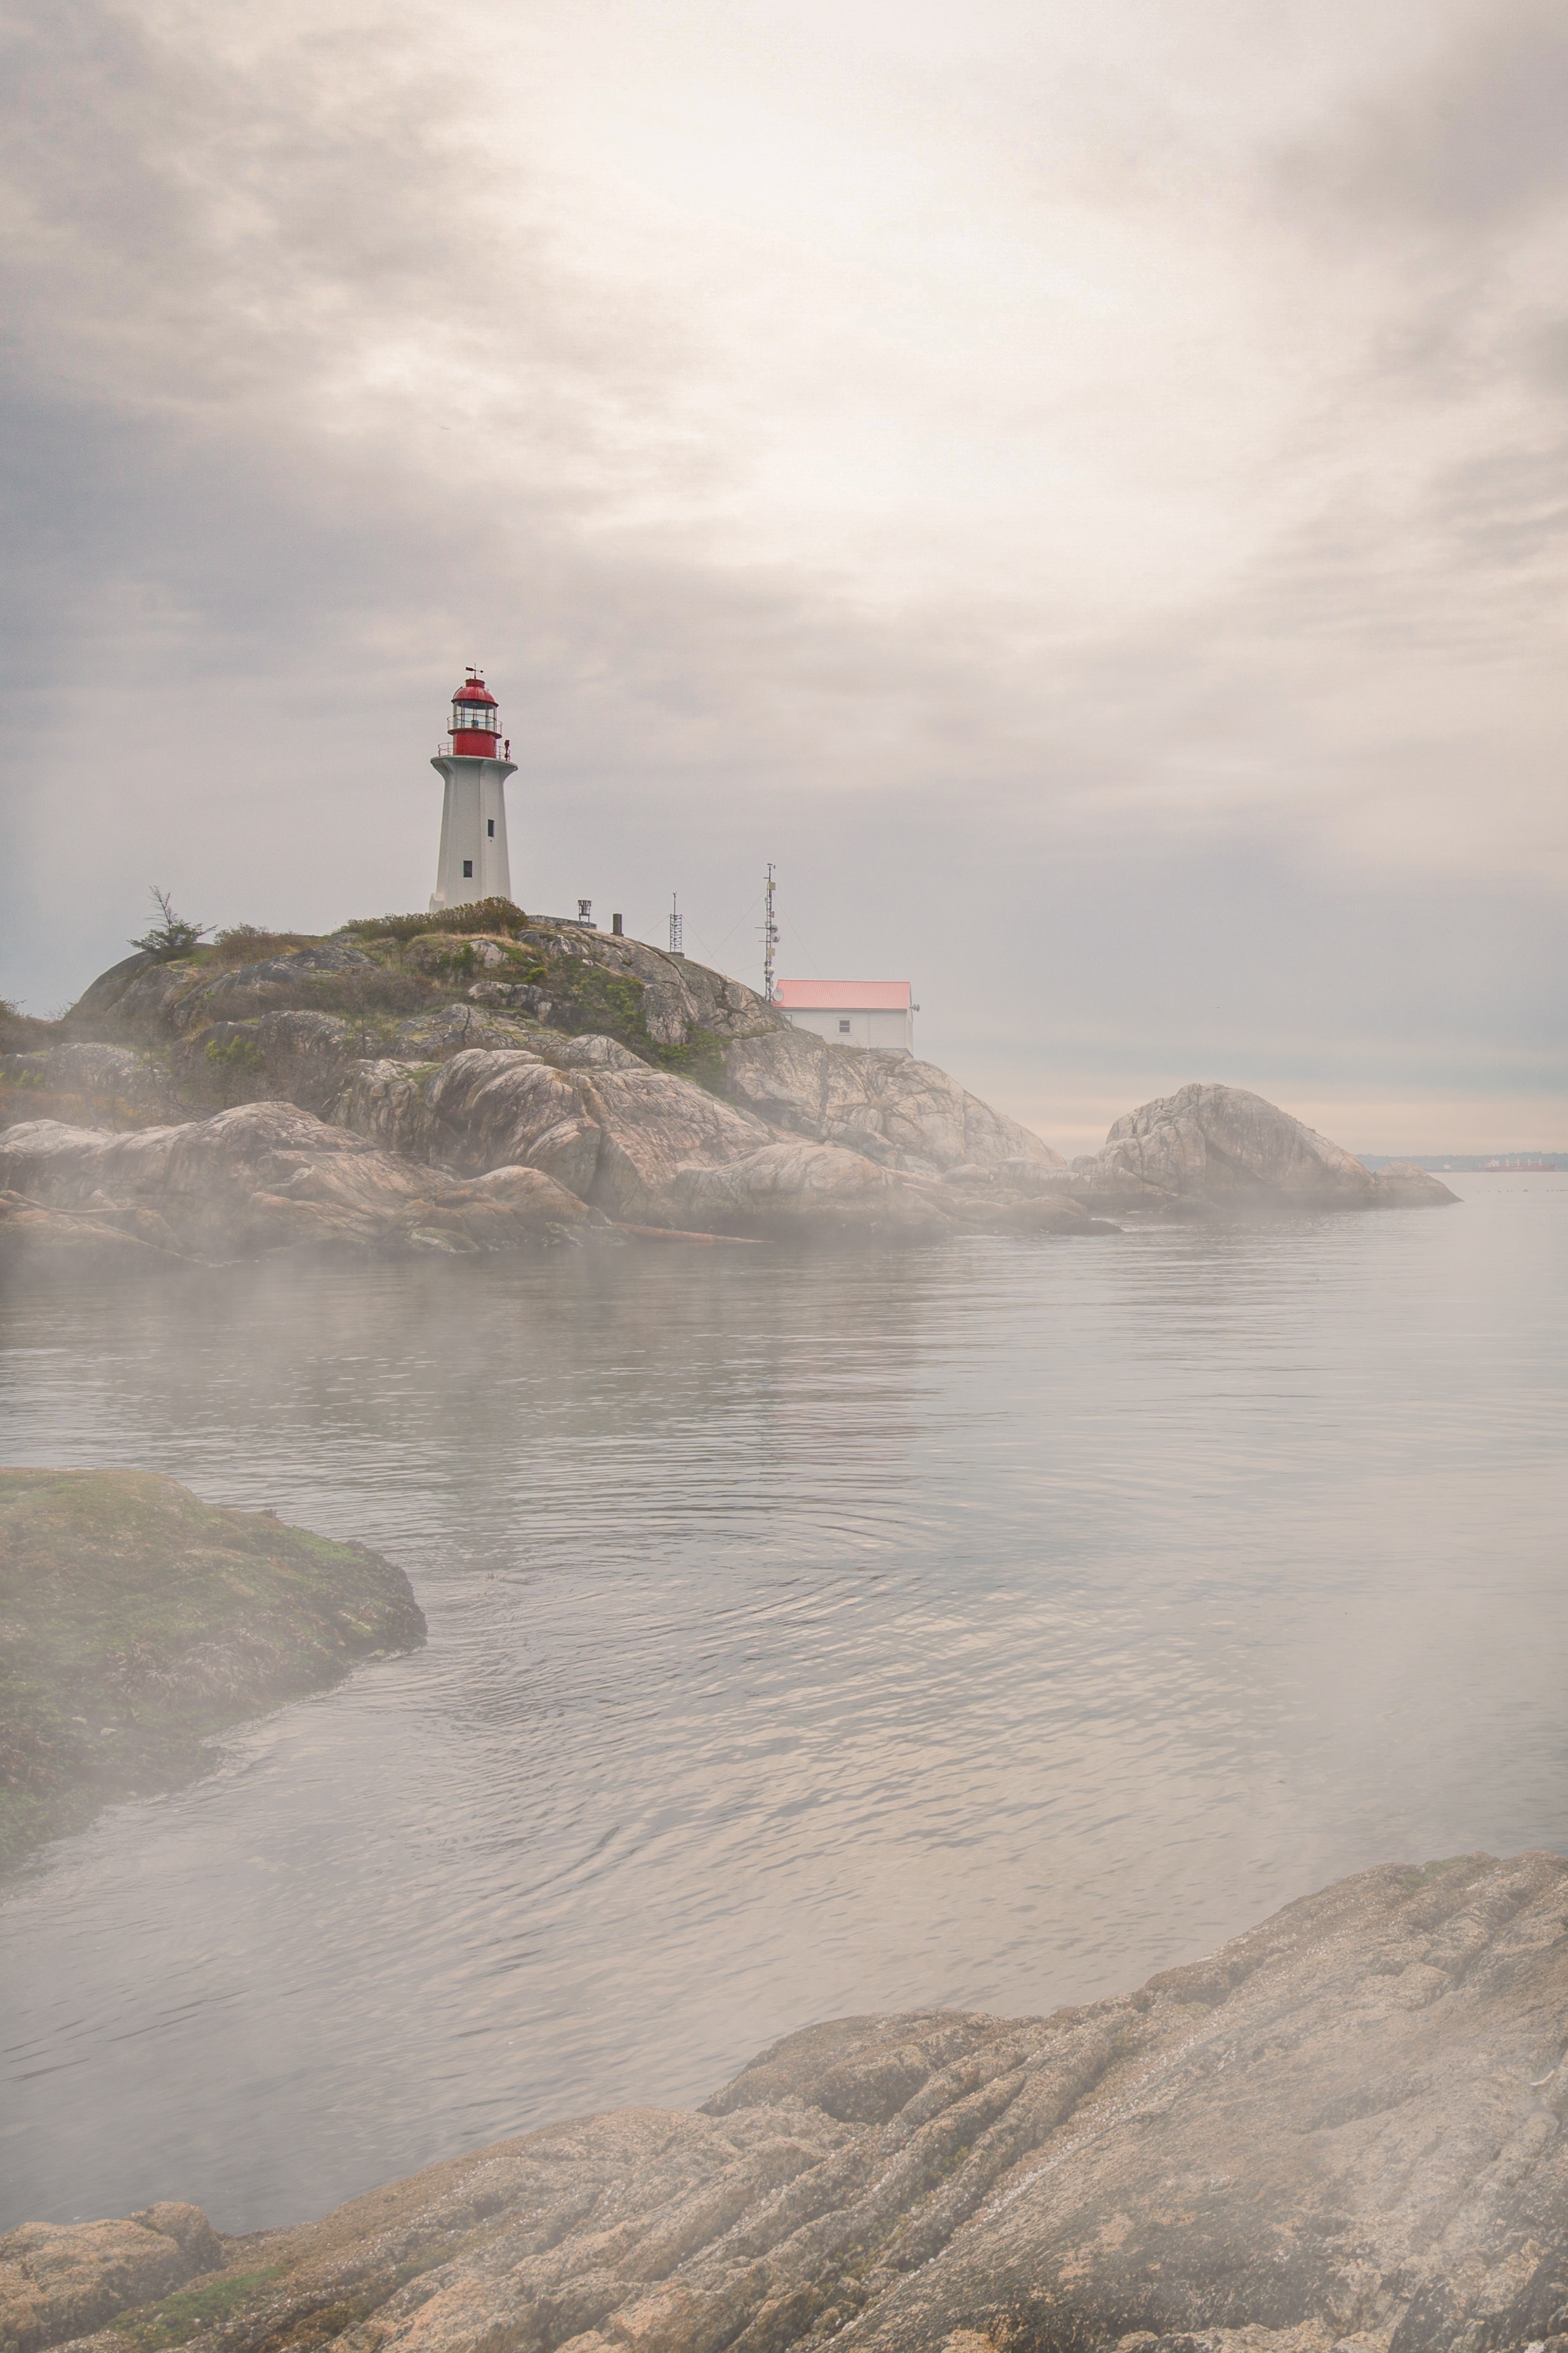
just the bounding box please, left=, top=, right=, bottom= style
left=1, top=1170, right=1564, bottom=2232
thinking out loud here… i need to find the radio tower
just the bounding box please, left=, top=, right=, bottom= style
left=761, top=863, right=779, bottom=1003
left=668, top=892, right=683, bottom=955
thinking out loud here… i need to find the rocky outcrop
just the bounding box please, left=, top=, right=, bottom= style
left=98, top=941, right=383, bottom=1040
left=672, top=1139, right=954, bottom=1237
left=1073, top=1084, right=1458, bottom=1211
left=0, top=1468, right=426, bottom=1871
left=0, top=2203, right=221, bottom=2352
left=0, top=1104, right=596, bottom=1263
left=0, top=1044, right=179, bottom=1127
left=16, top=1853, right=1568, bottom=2353
left=330, top=1051, right=1098, bottom=1239
left=22, top=918, right=1458, bottom=1243
left=721, top=1031, right=1065, bottom=1176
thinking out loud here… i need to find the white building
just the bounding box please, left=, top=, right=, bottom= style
left=430, top=669, right=517, bottom=910
left=775, top=978, right=914, bottom=1051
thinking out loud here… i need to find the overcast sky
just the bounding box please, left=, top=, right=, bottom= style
left=2, top=0, right=1564, bottom=1152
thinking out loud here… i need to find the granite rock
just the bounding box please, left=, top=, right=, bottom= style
left=0, top=2205, right=221, bottom=2353
left=722, top=1031, right=1065, bottom=1175
left=0, top=1105, right=595, bottom=1261
left=23, top=1855, right=1568, bottom=2353
left=1074, top=1085, right=1458, bottom=1211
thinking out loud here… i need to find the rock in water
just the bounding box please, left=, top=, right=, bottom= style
left=0, top=1103, right=596, bottom=1263
left=15, top=1853, right=1567, bottom=2353
left=0, top=1468, right=426, bottom=1869
left=1076, top=1083, right=1458, bottom=1210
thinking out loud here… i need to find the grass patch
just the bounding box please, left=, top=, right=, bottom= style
left=117, top=2269, right=289, bottom=2351
left=340, top=899, right=529, bottom=945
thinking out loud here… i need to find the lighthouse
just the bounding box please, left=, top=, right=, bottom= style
left=430, top=669, right=518, bottom=910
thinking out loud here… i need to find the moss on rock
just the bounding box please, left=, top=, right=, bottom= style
left=0, top=1469, right=425, bottom=1872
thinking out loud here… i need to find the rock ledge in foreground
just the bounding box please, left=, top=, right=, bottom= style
left=10, top=1851, right=1567, bottom=2353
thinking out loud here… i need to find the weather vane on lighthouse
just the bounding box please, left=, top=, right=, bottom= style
left=429, top=666, right=518, bottom=911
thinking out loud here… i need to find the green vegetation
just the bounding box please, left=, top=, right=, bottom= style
left=0, top=997, right=62, bottom=1051
left=209, top=924, right=324, bottom=964
left=1399, top=1855, right=1480, bottom=1888
left=115, top=2271, right=289, bottom=2352
left=341, top=896, right=529, bottom=944
left=652, top=1025, right=728, bottom=1093
left=296, top=968, right=432, bottom=1024
left=0, top=1469, right=425, bottom=1873
left=129, top=887, right=212, bottom=962
left=202, top=1033, right=265, bottom=1104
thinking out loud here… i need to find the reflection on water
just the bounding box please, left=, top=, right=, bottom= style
left=1, top=1176, right=1564, bottom=2230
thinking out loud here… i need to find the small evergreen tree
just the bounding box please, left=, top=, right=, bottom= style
left=131, top=887, right=211, bottom=962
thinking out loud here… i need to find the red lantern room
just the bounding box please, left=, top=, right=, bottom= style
left=449, top=666, right=503, bottom=757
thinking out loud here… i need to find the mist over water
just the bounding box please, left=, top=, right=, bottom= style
left=1, top=1175, right=1564, bottom=2233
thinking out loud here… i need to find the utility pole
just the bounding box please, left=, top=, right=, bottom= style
left=761, top=863, right=779, bottom=1003
left=668, top=892, right=683, bottom=955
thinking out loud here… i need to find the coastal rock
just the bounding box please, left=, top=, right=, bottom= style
left=0, top=1468, right=425, bottom=1870
left=572, top=1066, right=777, bottom=1223
left=673, top=1139, right=956, bottom=1236
left=1371, top=1158, right=1461, bottom=1204
left=722, top=1031, right=1065, bottom=1174
left=0, top=2205, right=221, bottom=2353
left=0, top=1105, right=594, bottom=1262
left=423, top=1052, right=599, bottom=1188
left=0, top=1045, right=178, bottom=1130
left=87, top=942, right=381, bottom=1040
left=27, top=1854, right=1568, bottom=2353
left=252, top=1011, right=358, bottom=1115
left=1075, top=1084, right=1458, bottom=1210
left=520, top=929, right=782, bottom=1049
left=334, top=1049, right=1088, bottom=1236
left=43, top=1045, right=176, bottom=1117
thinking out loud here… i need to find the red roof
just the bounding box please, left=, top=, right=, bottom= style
left=775, top=979, right=911, bottom=1011
left=452, top=679, right=498, bottom=706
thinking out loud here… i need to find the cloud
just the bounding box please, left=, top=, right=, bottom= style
left=0, top=0, right=1562, bottom=1144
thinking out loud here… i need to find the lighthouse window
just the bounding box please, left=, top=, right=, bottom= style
left=839, top=1019, right=852, bottom=1033
left=452, top=703, right=499, bottom=732
left=487, top=819, right=495, bottom=837
left=463, top=859, right=473, bottom=878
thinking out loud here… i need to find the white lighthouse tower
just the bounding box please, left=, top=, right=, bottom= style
left=430, top=668, right=518, bottom=910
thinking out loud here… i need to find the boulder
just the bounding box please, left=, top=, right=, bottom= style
left=0, top=1106, right=595, bottom=1261
left=722, top=1031, right=1065, bottom=1174
left=0, top=2204, right=221, bottom=2353
left=1075, top=1083, right=1458, bottom=1210
left=25, top=1855, right=1568, bottom=2353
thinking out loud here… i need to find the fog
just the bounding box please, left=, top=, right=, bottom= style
left=4, top=1178, right=1567, bottom=2229
left=2, top=0, right=1564, bottom=1153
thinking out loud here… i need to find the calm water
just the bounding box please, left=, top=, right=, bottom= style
left=1, top=1174, right=1564, bottom=2233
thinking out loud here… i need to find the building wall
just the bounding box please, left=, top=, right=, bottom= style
left=430, top=755, right=516, bottom=910
left=782, top=1007, right=914, bottom=1052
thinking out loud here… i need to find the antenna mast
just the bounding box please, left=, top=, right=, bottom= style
left=669, top=892, right=683, bottom=955
left=761, top=863, right=778, bottom=1003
